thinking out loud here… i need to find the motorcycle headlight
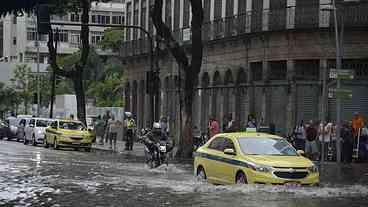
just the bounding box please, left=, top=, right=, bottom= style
left=37, top=129, right=43, bottom=134
left=307, top=165, right=319, bottom=173
left=250, top=164, right=272, bottom=173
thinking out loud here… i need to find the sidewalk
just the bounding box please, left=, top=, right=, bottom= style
left=92, top=139, right=145, bottom=157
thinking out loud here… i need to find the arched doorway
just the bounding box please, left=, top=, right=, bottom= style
left=223, top=69, right=235, bottom=121
left=235, top=68, right=248, bottom=128
left=212, top=71, right=222, bottom=122
left=201, top=73, right=210, bottom=131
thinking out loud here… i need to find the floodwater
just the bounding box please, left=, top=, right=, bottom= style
left=0, top=140, right=368, bottom=207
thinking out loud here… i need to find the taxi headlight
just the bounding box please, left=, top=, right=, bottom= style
left=307, top=165, right=319, bottom=173
left=250, top=164, right=272, bottom=173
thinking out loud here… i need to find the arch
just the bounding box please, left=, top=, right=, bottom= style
left=213, top=71, right=222, bottom=86
left=201, top=72, right=210, bottom=131
left=201, top=72, right=210, bottom=88
left=223, top=69, right=235, bottom=123
left=236, top=67, right=247, bottom=84
left=224, top=69, right=234, bottom=85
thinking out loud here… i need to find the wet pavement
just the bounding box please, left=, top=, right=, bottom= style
left=1, top=140, right=368, bottom=207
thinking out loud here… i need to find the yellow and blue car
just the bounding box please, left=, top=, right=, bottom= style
left=45, top=119, right=95, bottom=152
left=194, top=130, right=319, bottom=186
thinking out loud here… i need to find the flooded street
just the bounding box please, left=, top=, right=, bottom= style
left=1, top=140, right=368, bottom=207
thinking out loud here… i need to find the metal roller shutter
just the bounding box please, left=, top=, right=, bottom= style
left=297, top=85, right=320, bottom=123
left=270, top=87, right=287, bottom=135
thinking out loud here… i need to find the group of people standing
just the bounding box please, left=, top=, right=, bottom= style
left=94, top=111, right=136, bottom=152
left=292, top=112, right=367, bottom=163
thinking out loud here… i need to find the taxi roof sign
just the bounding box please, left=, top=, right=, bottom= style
left=246, top=128, right=257, bottom=133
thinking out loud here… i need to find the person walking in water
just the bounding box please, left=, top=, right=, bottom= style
left=124, top=112, right=136, bottom=151
left=107, top=115, right=119, bottom=152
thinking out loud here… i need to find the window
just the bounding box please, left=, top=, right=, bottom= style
left=70, top=32, right=81, bottom=46
left=91, top=15, right=96, bottom=23
left=141, top=0, right=147, bottom=30
left=59, top=121, right=85, bottom=130
left=183, top=0, right=190, bottom=28
left=13, top=16, right=17, bottom=24
left=19, top=119, right=26, bottom=127
left=91, top=14, right=111, bottom=24
left=71, top=13, right=80, bottom=22
left=13, top=37, right=17, bottom=45
left=36, top=120, right=52, bottom=127
left=53, top=29, right=68, bottom=42
left=112, top=16, right=123, bottom=24
left=91, top=32, right=104, bottom=44
left=165, top=0, right=172, bottom=29
left=223, top=138, right=235, bottom=151
left=51, top=121, right=58, bottom=129
left=238, top=137, right=297, bottom=156
left=29, top=119, right=35, bottom=126
left=208, top=137, right=225, bottom=151
left=27, top=28, right=37, bottom=41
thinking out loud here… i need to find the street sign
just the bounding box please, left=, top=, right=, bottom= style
left=329, top=69, right=354, bottom=80
left=336, top=89, right=353, bottom=100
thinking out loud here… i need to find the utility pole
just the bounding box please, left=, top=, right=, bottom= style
left=333, top=0, right=342, bottom=163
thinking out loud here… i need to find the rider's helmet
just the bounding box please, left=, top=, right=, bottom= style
left=125, top=112, right=132, bottom=118
left=152, top=122, right=161, bottom=134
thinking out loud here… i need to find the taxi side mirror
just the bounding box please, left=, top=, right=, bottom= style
left=297, top=150, right=305, bottom=156
left=29, top=124, right=34, bottom=128
left=224, top=148, right=236, bottom=156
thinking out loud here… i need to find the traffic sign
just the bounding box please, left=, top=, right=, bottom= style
left=329, top=69, right=354, bottom=80
left=335, top=89, right=353, bottom=100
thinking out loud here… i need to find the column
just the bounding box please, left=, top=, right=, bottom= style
left=262, top=0, right=270, bottom=31
left=286, top=0, right=296, bottom=29
left=286, top=60, right=296, bottom=135
left=319, top=59, right=328, bottom=121
left=262, top=61, right=270, bottom=125
left=319, top=0, right=331, bottom=28
left=246, top=0, right=252, bottom=33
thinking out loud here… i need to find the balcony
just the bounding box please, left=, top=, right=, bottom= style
left=120, top=4, right=368, bottom=58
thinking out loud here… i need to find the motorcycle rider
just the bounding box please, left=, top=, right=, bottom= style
left=141, top=122, right=173, bottom=160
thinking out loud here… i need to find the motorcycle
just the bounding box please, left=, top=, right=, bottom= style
left=139, top=129, right=171, bottom=168
left=193, top=132, right=207, bottom=150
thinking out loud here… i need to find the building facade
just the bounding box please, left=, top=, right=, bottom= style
left=121, top=0, right=368, bottom=137
left=0, top=1, right=125, bottom=78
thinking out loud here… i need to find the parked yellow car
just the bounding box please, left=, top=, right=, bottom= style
left=194, top=131, right=319, bottom=186
left=45, top=119, right=95, bottom=152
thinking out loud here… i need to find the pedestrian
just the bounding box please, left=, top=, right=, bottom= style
left=318, top=121, right=329, bottom=161
left=341, top=121, right=354, bottom=164
left=69, top=114, right=75, bottom=120
left=94, top=115, right=105, bottom=145
left=124, top=112, right=136, bottom=151
left=305, top=121, right=319, bottom=161
left=107, top=115, right=119, bottom=151
left=159, top=117, right=169, bottom=137
left=225, top=114, right=235, bottom=132
left=294, top=120, right=306, bottom=151
left=103, top=110, right=111, bottom=143
left=209, top=117, right=220, bottom=138
left=246, top=115, right=257, bottom=128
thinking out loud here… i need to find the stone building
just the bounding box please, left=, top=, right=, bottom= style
left=121, top=0, right=368, bottom=137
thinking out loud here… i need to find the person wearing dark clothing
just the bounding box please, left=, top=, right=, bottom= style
left=305, top=122, right=319, bottom=160
left=341, top=122, right=354, bottom=163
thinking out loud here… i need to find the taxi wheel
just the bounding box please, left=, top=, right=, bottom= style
left=197, top=166, right=207, bottom=181
left=235, top=171, right=248, bottom=184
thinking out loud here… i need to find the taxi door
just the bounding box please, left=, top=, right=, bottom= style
left=217, top=138, right=239, bottom=184
left=204, top=137, right=226, bottom=184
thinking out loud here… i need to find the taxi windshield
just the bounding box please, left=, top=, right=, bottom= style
left=237, top=137, right=297, bottom=156
left=59, top=121, right=85, bottom=130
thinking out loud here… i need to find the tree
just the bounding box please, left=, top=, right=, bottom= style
left=151, top=0, right=204, bottom=158
left=10, top=64, right=33, bottom=114
left=98, top=29, right=124, bottom=52
left=47, top=0, right=92, bottom=124
left=0, top=82, right=21, bottom=118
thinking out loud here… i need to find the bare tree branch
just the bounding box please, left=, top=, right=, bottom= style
left=151, top=0, right=189, bottom=68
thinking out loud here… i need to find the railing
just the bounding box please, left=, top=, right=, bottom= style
left=120, top=4, right=368, bottom=57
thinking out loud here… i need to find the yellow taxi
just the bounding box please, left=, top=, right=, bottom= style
left=194, top=130, right=319, bottom=186
left=44, top=119, right=95, bottom=152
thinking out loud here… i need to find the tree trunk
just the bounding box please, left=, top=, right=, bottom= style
left=73, top=72, right=86, bottom=125
left=24, top=98, right=28, bottom=114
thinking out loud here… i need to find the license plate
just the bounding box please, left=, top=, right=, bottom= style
left=285, top=182, right=301, bottom=188
left=159, top=145, right=166, bottom=152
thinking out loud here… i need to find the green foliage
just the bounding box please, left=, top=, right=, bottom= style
left=10, top=64, right=33, bottom=111
left=98, top=29, right=125, bottom=52
left=0, top=82, right=21, bottom=115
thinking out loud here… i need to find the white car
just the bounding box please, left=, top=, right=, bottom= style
left=24, top=118, right=54, bottom=146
